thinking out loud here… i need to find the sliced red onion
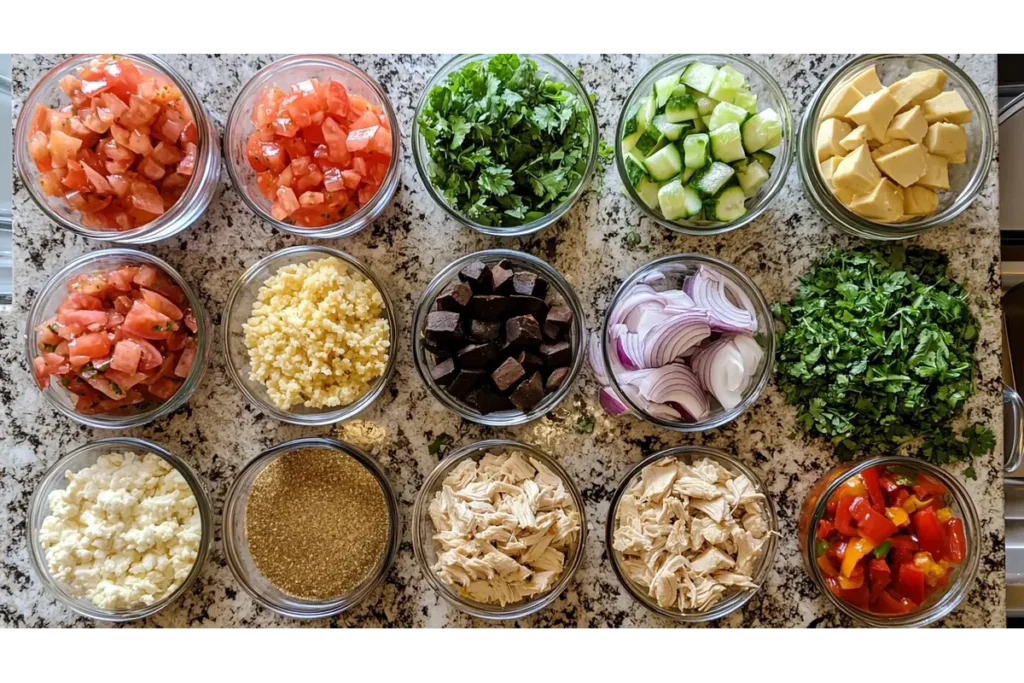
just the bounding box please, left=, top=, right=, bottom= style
left=615, top=330, right=645, bottom=370
left=661, top=289, right=696, bottom=309
left=684, top=266, right=757, bottom=333
left=641, top=310, right=711, bottom=368
left=609, top=284, right=665, bottom=328
left=639, top=270, right=667, bottom=285
left=589, top=331, right=610, bottom=386
left=732, top=333, right=765, bottom=372
left=599, top=386, right=629, bottom=415
left=691, top=334, right=763, bottom=410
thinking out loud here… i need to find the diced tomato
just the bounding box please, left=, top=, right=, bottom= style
left=896, top=563, right=926, bottom=604
left=146, top=377, right=181, bottom=400
left=123, top=300, right=176, bottom=340
left=61, top=309, right=108, bottom=331
left=326, top=81, right=349, bottom=118
left=276, top=186, right=300, bottom=216
left=911, top=507, right=945, bottom=558
left=67, top=332, right=111, bottom=359
left=138, top=288, right=183, bottom=321
left=345, top=125, right=378, bottom=152
left=943, top=518, right=967, bottom=564
left=174, top=341, right=197, bottom=378
left=110, top=340, right=143, bottom=374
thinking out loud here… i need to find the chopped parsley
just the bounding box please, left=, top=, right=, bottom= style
left=574, top=414, right=596, bottom=434
left=623, top=230, right=642, bottom=249
left=428, top=432, right=454, bottom=457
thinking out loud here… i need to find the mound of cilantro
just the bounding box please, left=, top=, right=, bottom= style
left=417, top=54, right=593, bottom=227
left=773, top=246, right=994, bottom=468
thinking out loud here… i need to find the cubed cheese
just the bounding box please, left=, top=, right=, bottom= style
left=849, top=178, right=905, bottom=222
left=948, top=151, right=967, bottom=164
left=917, top=153, right=950, bottom=190
left=816, top=118, right=852, bottom=162
left=847, top=88, right=900, bottom=140
left=871, top=139, right=911, bottom=162
left=840, top=124, right=872, bottom=151
left=875, top=143, right=928, bottom=188
left=921, top=91, right=972, bottom=124
left=923, top=122, right=967, bottom=160
left=833, top=144, right=881, bottom=194
left=885, top=106, right=928, bottom=143
left=848, top=66, right=883, bottom=96
left=820, top=157, right=843, bottom=189
left=887, top=69, right=949, bottom=112
left=834, top=186, right=857, bottom=205
left=821, top=83, right=865, bottom=121
left=903, top=185, right=939, bottom=216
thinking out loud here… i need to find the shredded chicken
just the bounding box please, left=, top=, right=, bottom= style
left=612, top=456, right=771, bottom=613
left=428, top=451, right=580, bottom=606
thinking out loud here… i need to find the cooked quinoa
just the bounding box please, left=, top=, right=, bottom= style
left=243, top=256, right=390, bottom=410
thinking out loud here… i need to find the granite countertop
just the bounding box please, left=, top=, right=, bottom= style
left=0, top=54, right=1004, bottom=628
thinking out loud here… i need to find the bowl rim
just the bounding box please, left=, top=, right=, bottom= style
left=221, top=436, right=401, bottom=619
left=26, top=436, right=214, bottom=622
left=802, top=455, right=981, bottom=627
left=23, top=247, right=212, bottom=429
left=604, top=444, right=779, bottom=622
left=411, top=438, right=588, bottom=620
left=599, top=253, right=775, bottom=432
left=14, top=53, right=218, bottom=244
left=411, top=53, right=599, bottom=238
left=797, top=53, right=994, bottom=241
left=221, top=244, right=397, bottom=425
left=222, top=54, right=402, bottom=239
left=614, top=54, right=795, bottom=237
left=410, top=248, right=588, bottom=426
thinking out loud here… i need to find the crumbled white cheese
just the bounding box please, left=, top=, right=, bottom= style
left=39, top=451, right=202, bottom=610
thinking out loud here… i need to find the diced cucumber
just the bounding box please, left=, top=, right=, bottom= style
left=644, top=144, right=683, bottom=182
left=634, top=127, right=666, bottom=157
left=709, top=123, right=746, bottom=163
left=638, top=95, right=657, bottom=132
left=734, top=89, right=758, bottom=114
left=636, top=177, right=662, bottom=210
left=623, top=152, right=648, bottom=187
left=655, top=72, right=683, bottom=108
left=657, top=179, right=691, bottom=220
left=735, top=159, right=770, bottom=198
left=665, top=88, right=699, bottom=123
left=708, top=65, right=746, bottom=104
left=763, top=131, right=782, bottom=150
left=695, top=93, right=720, bottom=117
left=652, top=114, right=689, bottom=142
left=681, top=62, right=719, bottom=95
left=708, top=101, right=750, bottom=131
left=701, top=115, right=712, bottom=130
left=681, top=166, right=697, bottom=183
left=710, top=186, right=748, bottom=221
left=682, top=185, right=703, bottom=217
left=621, top=131, right=642, bottom=154
left=682, top=133, right=710, bottom=169
left=690, top=161, right=735, bottom=196
left=751, top=150, right=775, bottom=171
left=691, top=117, right=707, bottom=133
left=741, top=108, right=783, bottom=154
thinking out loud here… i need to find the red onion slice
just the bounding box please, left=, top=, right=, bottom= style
left=684, top=266, right=757, bottom=333
left=599, top=386, right=629, bottom=415
left=642, top=310, right=711, bottom=368
left=609, top=284, right=665, bottom=329
left=691, top=334, right=763, bottom=410
left=589, top=331, right=610, bottom=386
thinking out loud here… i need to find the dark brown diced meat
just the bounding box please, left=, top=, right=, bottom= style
left=430, top=358, right=458, bottom=386
left=545, top=305, right=572, bottom=337
left=490, top=263, right=514, bottom=294
left=468, top=319, right=502, bottom=343
left=424, top=311, right=463, bottom=348
left=509, top=372, right=545, bottom=411
left=542, top=321, right=563, bottom=341
left=540, top=340, right=572, bottom=368
left=456, top=343, right=498, bottom=369
left=509, top=295, right=549, bottom=320
left=467, top=295, right=509, bottom=321
left=491, top=357, right=526, bottom=392
left=436, top=282, right=473, bottom=311
left=545, top=366, right=570, bottom=392
left=458, top=261, right=493, bottom=293
left=512, top=272, right=548, bottom=298
left=516, top=350, right=545, bottom=372
left=505, top=315, right=543, bottom=348
left=447, top=369, right=486, bottom=397
left=466, top=389, right=514, bottom=414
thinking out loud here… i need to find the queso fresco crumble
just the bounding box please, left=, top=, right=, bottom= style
left=243, top=256, right=391, bottom=410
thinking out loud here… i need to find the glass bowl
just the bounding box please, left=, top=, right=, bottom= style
left=798, top=456, right=980, bottom=627
left=798, top=54, right=993, bottom=241
left=24, top=248, right=211, bottom=429
left=14, top=54, right=220, bottom=244
left=27, top=437, right=213, bottom=622
left=411, top=439, right=587, bottom=620
left=222, top=245, right=397, bottom=425
left=606, top=445, right=778, bottom=622
left=411, top=249, right=587, bottom=427
left=616, top=54, right=794, bottom=236
left=222, top=437, right=401, bottom=619
left=412, top=54, right=598, bottom=238
left=598, top=253, right=774, bottom=432
left=223, top=54, right=401, bottom=239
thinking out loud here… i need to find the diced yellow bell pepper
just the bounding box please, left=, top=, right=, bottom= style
left=902, top=495, right=933, bottom=513
left=913, top=551, right=948, bottom=587
left=936, top=507, right=953, bottom=522
left=829, top=475, right=869, bottom=507
left=838, top=574, right=865, bottom=590
left=885, top=506, right=911, bottom=527
left=841, top=537, right=877, bottom=578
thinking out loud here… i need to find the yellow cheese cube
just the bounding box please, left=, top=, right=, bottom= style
left=875, top=143, right=928, bottom=188
left=924, top=122, right=967, bottom=160
left=888, top=69, right=949, bottom=112
left=816, top=118, right=852, bottom=162
left=820, top=157, right=843, bottom=188
left=821, top=83, right=865, bottom=122
left=904, top=185, right=939, bottom=216
left=833, top=144, right=882, bottom=195
left=849, top=178, right=905, bottom=222
left=917, top=153, right=950, bottom=191
left=886, top=106, right=928, bottom=143
left=871, top=139, right=911, bottom=161
left=834, top=186, right=857, bottom=205
left=847, top=88, right=900, bottom=140
left=921, top=91, right=972, bottom=124
left=840, top=124, right=872, bottom=151
left=948, top=151, right=967, bottom=164
left=848, top=66, right=883, bottom=96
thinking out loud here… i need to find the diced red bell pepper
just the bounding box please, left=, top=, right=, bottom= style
left=817, top=554, right=839, bottom=577
left=850, top=496, right=898, bottom=544
left=827, top=539, right=848, bottom=567
left=889, top=534, right=920, bottom=568
left=872, top=589, right=917, bottom=615
left=912, top=473, right=949, bottom=500
left=896, top=563, right=927, bottom=604
left=816, top=519, right=836, bottom=540
left=835, top=494, right=859, bottom=536
left=944, top=518, right=967, bottom=564
left=861, top=466, right=887, bottom=512
left=839, top=585, right=871, bottom=610
left=911, top=507, right=946, bottom=558
left=867, top=558, right=892, bottom=602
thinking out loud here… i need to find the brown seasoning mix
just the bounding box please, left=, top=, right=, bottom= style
left=245, top=447, right=390, bottom=600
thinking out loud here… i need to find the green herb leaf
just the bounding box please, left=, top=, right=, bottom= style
left=428, top=433, right=453, bottom=457
left=964, top=465, right=978, bottom=481
left=574, top=414, right=596, bottom=434
left=624, top=230, right=641, bottom=249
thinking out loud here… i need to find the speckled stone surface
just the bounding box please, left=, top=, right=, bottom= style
left=0, top=54, right=1003, bottom=628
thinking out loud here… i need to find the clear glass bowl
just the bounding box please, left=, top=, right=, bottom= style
left=223, top=54, right=401, bottom=239
left=411, top=439, right=587, bottom=620
left=411, top=249, right=587, bottom=427
left=598, top=253, right=774, bottom=432
left=222, top=437, right=401, bottom=619
left=222, top=245, right=397, bottom=425
left=797, top=54, right=993, bottom=240
left=14, top=54, right=220, bottom=244
left=24, top=248, right=211, bottom=429
left=616, top=54, right=794, bottom=236
left=27, top=437, right=213, bottom=622
left=798, top=456, right=980, bottom=627
left=606, top=445, right=778, bottom=622
left=412, top=54, right=599, bottom=238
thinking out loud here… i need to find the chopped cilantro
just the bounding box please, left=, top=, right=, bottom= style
left=110, top=382, right=123, bottom=396
left=623, top=230, right=641, bottom=249
left=428, top=433, right=453, bottom=457
left=574, top=414, right=596, bottom=434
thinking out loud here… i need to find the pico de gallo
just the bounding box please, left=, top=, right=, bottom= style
left=32, top=263, right=199, bottom=414
left=814, top=464, right=967, bottom=615
left=244, top=77, right=393, bottom=228
left=27, top=55, right=197, bottom=231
